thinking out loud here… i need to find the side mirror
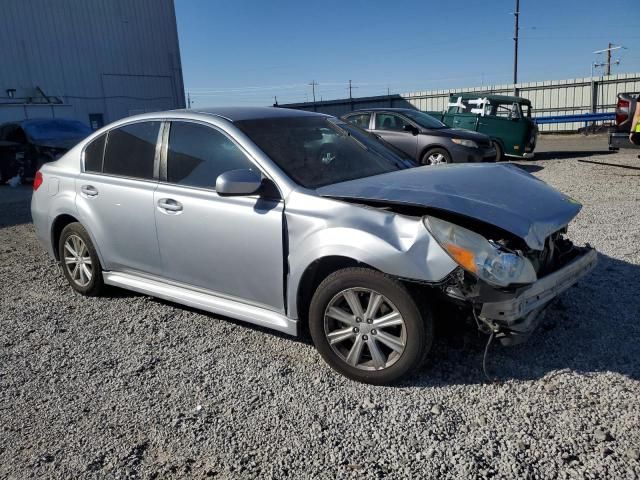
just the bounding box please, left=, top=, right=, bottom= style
left=216, top=169, right=262, bottom=196
left=403, top=124, right=419, bottom=135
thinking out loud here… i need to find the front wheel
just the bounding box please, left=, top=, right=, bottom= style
left=58, top=222, right=104, bottom=296
left=309, top=268, right=432, bottom=384
left=492, top=141, right=504, bottom=162
left=421, top=148, right=451, bottom=166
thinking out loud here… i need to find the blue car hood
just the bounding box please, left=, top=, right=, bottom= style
left=317, top=163, right=581, bottom=250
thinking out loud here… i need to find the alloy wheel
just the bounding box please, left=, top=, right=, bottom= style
left=323, top=288, right=407, bottom=371
left=427, top=153, right=446, bottom=165
left=63, top=234, right=93, bottom=287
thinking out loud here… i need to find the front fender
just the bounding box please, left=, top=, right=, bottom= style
left=285, top=192, right=458, bottom=319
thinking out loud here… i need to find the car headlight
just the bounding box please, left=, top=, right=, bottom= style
left=424, top=216, right=537, bottom=287
left=451, top=138, right=479, bottom=149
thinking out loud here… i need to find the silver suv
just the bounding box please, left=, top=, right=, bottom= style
left=31, top=107, right=597, bottom=384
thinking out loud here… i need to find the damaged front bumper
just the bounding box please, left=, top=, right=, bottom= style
left=478, top=247, right=597, bottom=345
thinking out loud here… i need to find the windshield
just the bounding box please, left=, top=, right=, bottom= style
left=401, top=110, right=447, bottom=129
left=235, top=116, right=412, bottom=188
left=23, top=119, right=92, bottom=141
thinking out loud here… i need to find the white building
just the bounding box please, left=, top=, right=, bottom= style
left=0, top=0, right=185, bottom=129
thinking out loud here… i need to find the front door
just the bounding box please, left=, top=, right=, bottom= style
left=477, top=103, right=527, bottom=156
left=75, top=121, right=163, bottom=275
left=153, top=120, right=285, bottom=312
left=371, top=113, right=418, bottom=158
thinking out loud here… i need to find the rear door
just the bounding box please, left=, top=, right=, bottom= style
left=153, top=120, right=285, bottom=312
left=75, top=121, right=163, bottom=275
left=371, top=112, right=418, bottom=158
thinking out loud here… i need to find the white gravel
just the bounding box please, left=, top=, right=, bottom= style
left=1, top=135, right=639, bottom=479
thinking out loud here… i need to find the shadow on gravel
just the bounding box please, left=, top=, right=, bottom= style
left=510, top=163, right=544, bottom=174
left=408, top=252, right=640, bottom=387
left=534, top=150, right=613, bottom=161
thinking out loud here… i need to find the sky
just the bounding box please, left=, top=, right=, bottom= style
left=174, top=0, right=639, bottom=108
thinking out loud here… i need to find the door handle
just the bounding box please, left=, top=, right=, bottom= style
left=81, top=185, right=98, bottom=197
left=157, top=198, right=183, bottom=213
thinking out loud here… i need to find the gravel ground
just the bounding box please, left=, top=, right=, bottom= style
left=1, top=135, right=639, bottom=479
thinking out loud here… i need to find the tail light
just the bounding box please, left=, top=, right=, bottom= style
left=616, top=98, right=630, bottom=125
left=33, top=171, right=43, bottom=191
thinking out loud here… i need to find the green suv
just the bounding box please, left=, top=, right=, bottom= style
left=429, top=93, right=538, bottom=161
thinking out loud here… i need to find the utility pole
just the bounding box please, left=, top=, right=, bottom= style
left=348, top=80, right=358, bottom=111
left=308, top=80, right=318, bottom=104
left=593, top=44, right=624, bottom=77
left=308, top=80, right=318, bottom=111
left=512, top=0, right=520, bottom=93
left=274, top=95, right=278, bottom=106
left=187, top=92, right=192, bottom=109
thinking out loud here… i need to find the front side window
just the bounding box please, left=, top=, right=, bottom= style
left=345, top=113, right=371, bottom=129
left=235, top=116, right=410, bottom=188
left=103, top=121, right=160, bottom=180
left=166, top=122, right=255, bottom=189
left=374, top=113, right=410, bottom=131
left=84, top=134, right=106, bottom=172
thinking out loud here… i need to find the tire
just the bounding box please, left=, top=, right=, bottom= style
left=308, top=267, right=432, bottom=385
left=420, top=147, right=451, bottom=166
left=492, top=141, right=504, bottom=162
left=58, top=222, right=104, bottom=296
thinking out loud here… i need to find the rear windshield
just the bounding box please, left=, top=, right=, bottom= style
left=235, top=116, right=412, bottom=188
left=24, top=120, right=92, bottom=141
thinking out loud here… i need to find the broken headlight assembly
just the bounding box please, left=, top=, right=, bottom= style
left=424, top=216, right=537, bottom=287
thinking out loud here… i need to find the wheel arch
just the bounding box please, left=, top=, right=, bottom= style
left=51, top=214, right=104, bottom=267
left=295, top=255, right=378, bottom=328
left=51, top=214, right=79, bottom=261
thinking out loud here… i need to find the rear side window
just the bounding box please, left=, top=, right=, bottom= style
left=166, top=122, right=254, bottom=189
left=103, top=121, right=160, bottom=179
left=84, top=134, right=106, bottom=172
left=345, top=113, right=371, bottom=129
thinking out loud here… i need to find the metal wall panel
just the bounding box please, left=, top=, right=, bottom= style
left=0, top=0, right=185, bottom=126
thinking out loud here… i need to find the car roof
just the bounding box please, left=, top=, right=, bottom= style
left=181, top=106, right=330, bottom=122
left=452, top=93, right=531, bottom=105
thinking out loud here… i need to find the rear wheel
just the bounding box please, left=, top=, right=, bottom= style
left=309, top=268, right=432, bottom=384
left=492, top=141, right=504, bottom=162
left=421, top=148, right=451, bottom=166
left=58, top=222, right=104, bottom=296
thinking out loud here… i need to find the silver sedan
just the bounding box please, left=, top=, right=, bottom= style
left=31, top=107, right=596, bottom=384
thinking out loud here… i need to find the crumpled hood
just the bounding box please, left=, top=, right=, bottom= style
left=317, top=164, right=582, bottom=250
